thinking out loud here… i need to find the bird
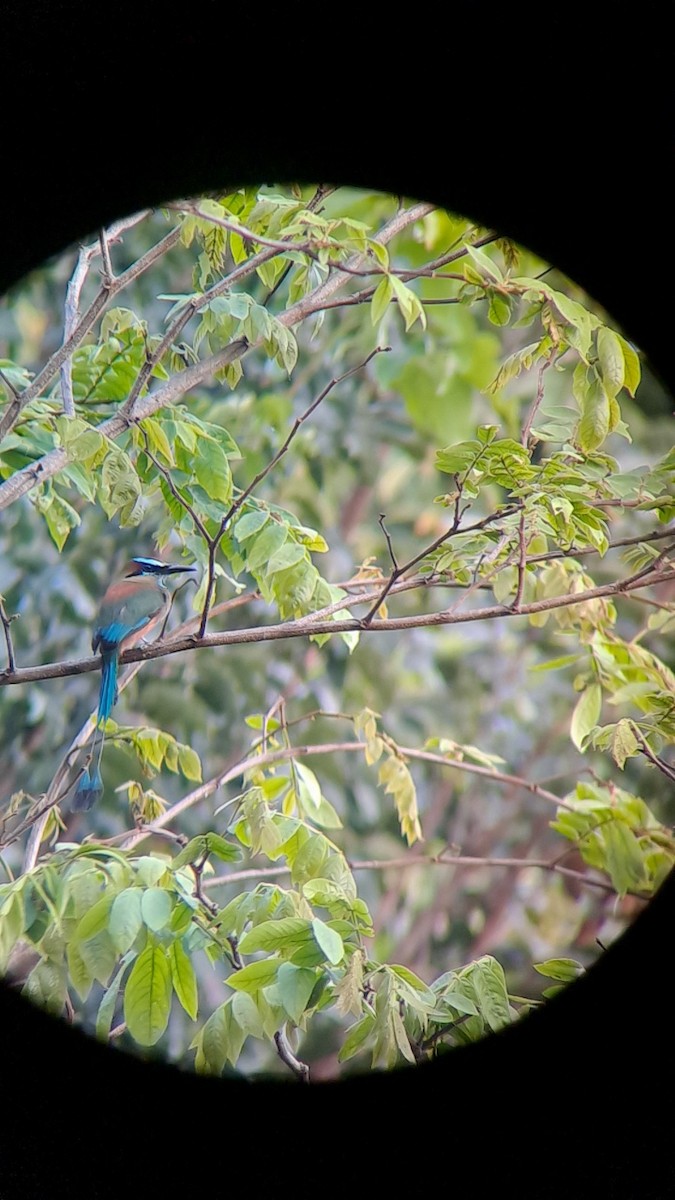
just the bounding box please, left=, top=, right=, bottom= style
left=72, top=556, right=196, bottom=811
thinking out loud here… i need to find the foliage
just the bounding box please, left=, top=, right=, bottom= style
left=0, top=185, right=674, bottom=1080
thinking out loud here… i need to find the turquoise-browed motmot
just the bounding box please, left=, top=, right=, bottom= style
left=72, top=556, right=196, bottom=811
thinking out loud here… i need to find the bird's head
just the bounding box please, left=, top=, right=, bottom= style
left=125, top=557, right=197, bottom=578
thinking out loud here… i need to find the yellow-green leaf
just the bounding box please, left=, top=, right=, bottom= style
left=570, top=683, right=602, bottom=751
left=123, top=942, right=172, bottom=1046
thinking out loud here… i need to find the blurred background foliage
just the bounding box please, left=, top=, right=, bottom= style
left=0, top=185, right=673, bottom=1079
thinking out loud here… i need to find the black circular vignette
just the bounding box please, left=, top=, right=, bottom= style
left=1, top=9, right=673, bottom=1199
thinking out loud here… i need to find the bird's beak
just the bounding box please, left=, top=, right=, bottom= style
left=165, top=564, right=198, bottom=574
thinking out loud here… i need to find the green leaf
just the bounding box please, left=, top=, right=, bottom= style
left=177, top=745, right=202, bottom=783
left=123, top=942, right=172, bottom=1046
left=441, top=992, right=479, bottom=1016
left=44, top=491, right=82, bottom=551
left=171, top=836, right=209, bottom=870
left=109, top=888, right=143, bottom=954
left=266, top=542, right=307, bottom=575
left=465, top=244, right=503, bottom=282
left=66, top=939, right=94, bottom=1003
left=205, top=832, right=242, bottom=862
left=196, top=1000, right=245, bottom=1073
left=294, top=762, right=322, bottom=813
left=435, top=440, right=480, bottom=475
left=231, top=990, right=265, bottom=1038
left=169, top=939, right=198, bottom=1020
left=472, top=956, right=511, bottom=1032
left=597, top=327, right=625, bottom=399
left=617, top=335, right=641, bottom=396
left=487, top=291, right=512, bottom=326
left=610, top=719, right=640, bottom=770
left=570, top=683, right=602, bottom=751
left=548, top=290, right=592, bottom=358
left=371, top=277, right=393, bottom=325
left=238, top=917, right=312, bottom=956
left=245, top=522, right=288, bottom=571
left=529, top=654, right=580, bottom=673
left=391, top=1006, right=416, bottom=1063
left=140, top=887, right=173, bottom=933
left=390, top=275, right=426, bottom=331
left=95, top=959, right=129, bottom=1039
left=139, top=417, right=175, bottom=466
left=234, top=510, right=269, bottom=542
left=308, top=794, right=343, bottom=830
left=533, top=958, right=584, bottom=982
left=277, top=963, right=317, bottom=1023
left=602, top=821, right=648, bottom=897
left=227, top=958, right=279, bottom=994
left=577, top=377, right=610, bottom=453
left=389, top=963, right=436, bottom=1003
left=334, top=949, right=365, bottom=1018
left=311, top=917, right=344, bottom=965
left=337, top=1012, right=376, bottom=1063
left=194, top=443, right=233, bottom=504
left=74, top=893, right=117, bottom=985
left=23, top=958, right=67, bottom=1015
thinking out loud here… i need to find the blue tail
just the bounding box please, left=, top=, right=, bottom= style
left=72, top=763, right=104, bottom=811
left=72, top=725, right=105, bottom=811
left=72, top=649, right=117, bottom=812
left=98, top=650, right=118, bottom=725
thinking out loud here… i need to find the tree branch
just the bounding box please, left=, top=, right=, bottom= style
left=0, top=218, right=178, bottom=443
left=0, top=202, right=431, bottom=512
left=2, top=564, right=673, bottom=691
left=634, top=728, right=675, bottom=783
left=203, top=851, right=645, bottom=899
left=274, top=1028, right=310, bottom=1083
left=117, top=731, right=576, bottom=852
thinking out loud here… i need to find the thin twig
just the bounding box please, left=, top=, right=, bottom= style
left=197, top=345, right=389, bottom=637
left=512, top=508, right=527, bottom=611
left=0, top=367, right=19, bottom=399
left=0, top=597, right=17, bottom=673
left=359, top=487, right=477, bottom=626
left=138, top=425, right=210, bottom=541
left=521, top=355, right=553, bottom=448
left=634, top=729, right=675, bottom=783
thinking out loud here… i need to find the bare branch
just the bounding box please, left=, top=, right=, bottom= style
left=60, top=241, right=98, bottom=416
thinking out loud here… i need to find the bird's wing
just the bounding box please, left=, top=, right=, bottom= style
left=95, top=583, right=167, bottom=651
